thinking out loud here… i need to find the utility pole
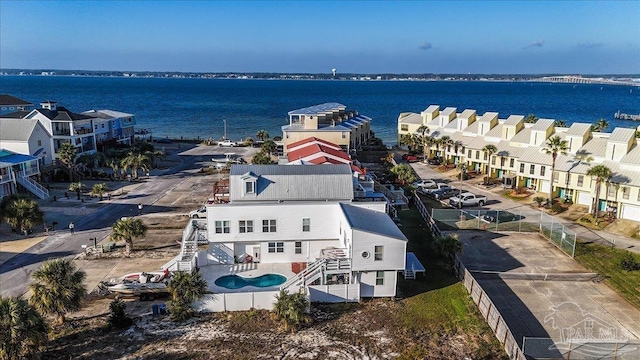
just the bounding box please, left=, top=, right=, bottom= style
left=223, top=119, right=227, bottom=140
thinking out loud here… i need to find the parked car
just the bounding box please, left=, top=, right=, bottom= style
left=155, top=138, right=172, bottom=144
left=219, top=140, right=238, bottom=147
left=482, top=211, right=519, bottom=223
left=428, top=187, right=459, bottom=201
left=424, top=183, right=452, bottom=194
left=189, top=207, right=207, bottom=218
left=412, top=179, right=437, bottom=189
left=449, top=192, right=487, bottom=208
left=428, top=157, right=443, bottom=165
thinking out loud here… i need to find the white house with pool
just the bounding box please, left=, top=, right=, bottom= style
left=165, top=164, right=422, bottom=311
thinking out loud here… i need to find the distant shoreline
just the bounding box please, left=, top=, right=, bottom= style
left=2, top=73, right=639, bottom=87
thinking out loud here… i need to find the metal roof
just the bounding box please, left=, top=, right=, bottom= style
left=340, top=203, right=407, bottom=241
left=577, top=137, right=608, bottom=159
left=565, top=123, right=592, bottom=137
left=504, top=115, right=524, bottom=126
left=0, top=150, right=38, bottom=165
left=423, top=105, right=440, bottom=114
left=531, top=119, right=555, bottom=131
left=478, top=112, right=498, bottom=122
left=518, top=147, right=553, bottom=165
left=484, top=124, right=504, bottom=139
left=608, top=127, right=636, bottom=143
left=620, top=144, right=640, bottom=166
left=82, top=109, right=134, bottom=119
left=441, top=107, right=457, bottom=116
left=288, top=103, right=346, bottom=116
left=229, top=164, right=354, bottom=201
left=509, top=128, right=532, bottom=144
left=398, top=112, right=423, bottom=125
left=0, top=119, right=40, bottom=141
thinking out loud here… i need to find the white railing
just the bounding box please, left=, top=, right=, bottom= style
left=325, top=258, right=351, bottom=272
left=280, top=258, right=326, bottom=290
left=16, top=175, right=49, bottom=199
left=0, top=171, right=13, bottom=183
left=209, top=243, right=234, bottom=264
left=161, top=254, right=182, bottom=271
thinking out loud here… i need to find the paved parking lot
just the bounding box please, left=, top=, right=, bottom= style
left=457, top=231, right=640, bottom=356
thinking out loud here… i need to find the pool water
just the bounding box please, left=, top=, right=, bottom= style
left=215, top=274, right=287, bottom=289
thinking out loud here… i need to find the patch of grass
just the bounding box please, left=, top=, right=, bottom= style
left=575, top=241, right=640, bottom=309
left=577, top=214, right=610, bottom=230
left=396, top=207, right=506, bottom=357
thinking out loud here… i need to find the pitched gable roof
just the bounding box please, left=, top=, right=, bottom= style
left=340, top=203, right=407, bottom=241
left=0, top=95, right=33, bottom=106
left=0, top=119, right=43, bottom=141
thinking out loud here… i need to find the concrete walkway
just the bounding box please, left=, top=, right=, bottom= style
left=409, top=161, right=640, bottom=254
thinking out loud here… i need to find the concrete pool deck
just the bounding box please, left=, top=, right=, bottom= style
left=200, top=262, right=295, bottom=293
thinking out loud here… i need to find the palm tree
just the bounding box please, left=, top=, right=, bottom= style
left=107, top=159, right=120, bottom=180
left=273, top=289, right=308, bottom=332
left=110, top=217, right=148, bottom=254
left=121, top=152, right=151, bottom=179
left=586, top=165, right=612, bottom=221
left=75, top=153, right=96, bottom=176
left=167, top=271, right=208, bottom=321
left=151, top=150, right=167, bottom=168
left=554, top=119, right=567, bottom=127
left=482, top=144, right=498, bottom=185
left=107, top=298, right=132, bottom=329
left=91, top=183, right=109, bottom=200
left=256, top=130, right=269, bottom=141
left=69, top=182, right=85, bottom=200
left=243, top=138, right=255, bottom=147
left=29, top=259, right=87, bottom=324
left=435, top=234, right=463, bottom=266
left=438, top=136, right=452, bottom=158
left=260, top=140, right=277, bottom=154
left=251, top=151, right=273, bottom=164
left=4, top=197, right=44, bottom=234
left=0, top=296, right=48, bottom=360
left=390, top=164, right=418, bottom=185
left=542, top=136, right=569, bottom=203
left=399, top=133, right=418, bottom=152
left=57, top=142, right=77, bottom=181
left=416, top=125, right=430, bottom=160
left=524, top=114, right=538, bottom=124
left=593, top=118, right=609, bottom=132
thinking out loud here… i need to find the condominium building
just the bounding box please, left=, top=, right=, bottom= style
left=0, top=95, right=34, bottom=115
left=398, top=105, right=640, bottom=222
left=281, top=103, right=372, bottom=151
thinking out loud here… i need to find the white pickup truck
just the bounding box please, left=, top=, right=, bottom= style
left=449, top=192, right=487, bottom=208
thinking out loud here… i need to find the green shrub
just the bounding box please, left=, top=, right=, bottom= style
left=533, top=196, right=545, bottom=207
left=551, top=202, right=564, bottom=213
left=107, top=298, right=133, bottom=329
left=620, top=252, right=640, bottom=271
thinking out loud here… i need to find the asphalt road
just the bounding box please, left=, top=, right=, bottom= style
left=0, top=153, right=207, bottom=298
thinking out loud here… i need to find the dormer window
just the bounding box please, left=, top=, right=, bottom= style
left=241, top=171, right=259, bottom=195
left=245, top=180, right=255, bottom=194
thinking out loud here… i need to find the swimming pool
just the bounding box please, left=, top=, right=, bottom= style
left=215, top=274, right=287, bottom=289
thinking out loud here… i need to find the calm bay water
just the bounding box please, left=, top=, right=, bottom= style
left=1, top=75, right=639, bottom=144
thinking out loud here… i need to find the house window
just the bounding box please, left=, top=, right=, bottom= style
left=483, top=153, right=487, bottom=160
left=374, top=245, right=383, bottom=261
left=295, top=241, right=302, bottom=254
left=262, top=219, right=277, bottom=232
left=475, top=151, right=479, bottom=160
left=239, top=220, right=253, bottom=233
left=622, top=187, right=630, bottom=199
left=94, top=124, right=98, bottom=130
left=491, top=157, right=496, bottom=165
left=529, top=165, right=535, bottom=175
left=342, top=132, right=347, bottom=139
left=607, top=186, right=616, bottom=197
left=540, top=166, right=546, bottom=177
left=519, top=163, right=525, bottom=173
left=577, top=175, right=584, bottom=187
left=468, top=150, right=471, bottom=157
left=552, top=172, right=559, bottom=183
left=37, top=140, right=42, bottom=146
left=215, top=220, right=230, bottom=234
left=302, top=218, right=310, bottom=232
left=245, top=181, right=255, bottom=194
left=400, top=124, right=408, bottom=131
left=510, top=158, right=515, bottom=167
left=268, top=242, right=284, bottom=253
left=101, top=123, right=105, bottom=128
left=375, top=271, right=384, bottom=285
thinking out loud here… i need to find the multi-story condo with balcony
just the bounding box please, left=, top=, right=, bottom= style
left=281, top=103, right=372, bottom=152
left=82, top=109, right=136, bottom=146
left=0, top=149, right=49, bottom=200
left=398, top=105, right=640, bottom=222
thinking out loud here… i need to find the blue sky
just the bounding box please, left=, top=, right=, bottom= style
left=1, top=1, right=638, bottom=74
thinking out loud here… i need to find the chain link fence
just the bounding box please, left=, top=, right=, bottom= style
left=522, top=337, right=640, bottom=359
left=432, top=209, right=577, bottom=257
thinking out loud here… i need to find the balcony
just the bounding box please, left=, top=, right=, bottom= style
left=53, top=128, right=71, bottom=136
left=74, top=127, right=94, bottom=135
left=0, top=170, right=13, bottom=184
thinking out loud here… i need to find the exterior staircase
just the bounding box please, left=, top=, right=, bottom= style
left=403, top=264, right=416, bottom=280
left=209, top=243, right=234, bottom=264
left=161, top=220, right=203, bottom=272
left=16, top=173, right=49, bottom=199
left=41, top=160, right=84, bottom=181
left=280, top=258, right=327, bottom=290
left=373, top=181, right=410, bottom=210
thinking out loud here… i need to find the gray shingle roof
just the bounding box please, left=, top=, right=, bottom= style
left=229, top=164, right=354, bottom=201
left=340, top=203, right=407, bottom=241
left=0, top=95, right=33, bottom=106
left=0, top=119, right=39, bottom=141
left=32, top=107, right=95, bottom=121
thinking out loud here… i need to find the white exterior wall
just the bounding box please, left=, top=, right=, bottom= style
left=359, top=270, right=398, bottom=297
left=259, top=239, right=341, bottom=263
left=207, top=202, right=342, bottom=243
left=350, top=230, right=406, bottom=272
